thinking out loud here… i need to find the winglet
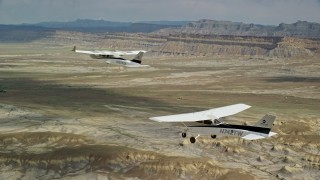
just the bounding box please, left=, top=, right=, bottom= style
left=72, top=46, right=76, bottom=52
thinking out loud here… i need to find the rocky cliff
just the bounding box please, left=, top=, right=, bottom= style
left=1, top=19, right=320, bottom=58
left=33, top=31, right=320, bottom=58
left=157, top=19, right=320, bottom=39
left=267, top=37, right=318, bottom=57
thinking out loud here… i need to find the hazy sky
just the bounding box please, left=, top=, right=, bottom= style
left=0, top=0, right=319, bottom=25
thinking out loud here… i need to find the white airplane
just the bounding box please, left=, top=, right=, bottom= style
left=72, top=46, right=149, bottom=67
left=150, top=103, right=277, bottom=143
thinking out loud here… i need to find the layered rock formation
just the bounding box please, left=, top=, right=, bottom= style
left=1, top=19, right=320, bottom=57
left=158, top=19, right=320, bottom=39
left=36, top=31, right=320, bottom=57
left=0, top=132, right=253, bottom=179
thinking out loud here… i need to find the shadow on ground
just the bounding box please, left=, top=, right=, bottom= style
left=263, top=76, right=320, bottom=83
left=0, top=76, right=178, bottom=117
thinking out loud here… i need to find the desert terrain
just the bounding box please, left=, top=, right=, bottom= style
left=0, top=42, right=319, bottom=179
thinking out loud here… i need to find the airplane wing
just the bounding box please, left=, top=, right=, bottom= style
left=72, top=46, right=145, bottom=58
left=118, top=50, right=147, bottom=55
left=77, top=50, right=120, bottom=57
left=150, top=103, right=251, bottom=122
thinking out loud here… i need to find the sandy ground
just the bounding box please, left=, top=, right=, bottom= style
left=0, top=43, right=319, bottom=179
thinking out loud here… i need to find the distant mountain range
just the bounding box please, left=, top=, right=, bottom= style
left=34, top=19, right=190, bottom=28
left=34, top=19, right=132, bottom=28
left=0, top=19, right=319, bottom=41
left=29, top=19, right=188, bottom=33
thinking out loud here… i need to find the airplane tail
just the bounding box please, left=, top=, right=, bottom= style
left=241, top=114, right=277, bottom=140
left=130, top=51, right=144, bottom=64
left=255, top=114, right=276, bottom=129
left=72, top=46, right=76, bottom=52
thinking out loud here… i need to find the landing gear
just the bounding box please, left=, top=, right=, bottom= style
left=190, top=135, right=200, bottom=143
left=182, top=132, right=187, bottom=138
left=190, top=137, right=196, bottom=143
left=211, top=134, right=217, bottom=139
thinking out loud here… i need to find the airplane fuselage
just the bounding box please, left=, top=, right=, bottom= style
left=84, top=53, right=141, bottom=66
left=72, top=46, right=148, bottom=67
left=90, top=54, right=116, bottom=59
left=187, top=123, right=270, bottom=139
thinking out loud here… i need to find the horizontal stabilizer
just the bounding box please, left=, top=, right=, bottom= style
left=241, top=131, right=277, bottom=140
left=241, top=134, right=265, bottom=140
left=268, top=132, right=277, bottom=137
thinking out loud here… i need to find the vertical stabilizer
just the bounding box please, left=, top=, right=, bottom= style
left=130, top=52, right=144, bottom=64
left=255, top=114, right=276, bottom=129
